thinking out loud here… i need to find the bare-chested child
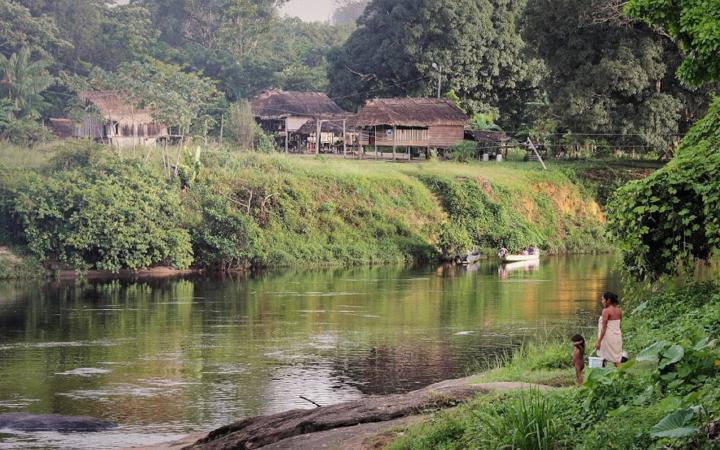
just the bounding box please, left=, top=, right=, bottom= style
left=572, top=334, right=585, bottom=386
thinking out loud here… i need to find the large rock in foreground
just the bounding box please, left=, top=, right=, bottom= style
left=184, top=378, right=546, bottom=450
left=0, top=413, right=116, bottom=432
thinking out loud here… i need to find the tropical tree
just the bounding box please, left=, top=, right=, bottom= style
left=0, top=48, right=53, bottom=119
left=522, top=0, right=711, bottom=154
left=0, top=0, right=68, bottom=59
left=332, top=0, right=369, bottom=25
left=608, top=0, right=720, bottom=277
left=327, top=0, right=544, bottom=128
left=625, top=0, right=720, bottom=87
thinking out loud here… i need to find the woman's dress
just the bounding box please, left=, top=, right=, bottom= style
left=598, top=317, right=623, bottom=364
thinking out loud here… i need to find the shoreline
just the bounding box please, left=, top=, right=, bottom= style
left=0, top=249, right=615, bottom=282
left=127, top=377, right=552, bottom=450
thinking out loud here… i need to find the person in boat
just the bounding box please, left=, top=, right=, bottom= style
left=595, top=291, right=623, bottom=367
left=498, top=247, right=508, bottom=258
left=527, top=246, right=536, bottom=255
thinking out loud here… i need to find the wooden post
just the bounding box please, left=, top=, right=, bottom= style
left=316, top=118, right=321, bottom=155
left=526, top=138, right=547, bottom=170
left=374, top=125, right=377, bottom=158
left=285, top=118, right=289, bottom=153
left=392, top=125, right=397, bottom=161
left=342, top=119, right=347, bottom=158
left=219, top=114, right=224, bottom=145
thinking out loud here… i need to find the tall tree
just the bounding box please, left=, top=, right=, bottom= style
left=0, top=48, right=53, bottom=120
left=0, top=0, right=68, bottom=59
left=327, top=0, right=544, bottom=127
left=523, top=0, right=711, bottom=152
left=626, top=0, right=720, bottom=87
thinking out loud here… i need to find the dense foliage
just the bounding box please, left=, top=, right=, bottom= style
left=625, top=0, right=720, bottom=87
left=607, top=0, right=720, bottom=278
left=0, top=148, right=193, bottom=271
left=523, top=0, right=711, bottom=155
left=0, top=145, right=608, bottom=272
left=327, top=0, right=545, bottom=126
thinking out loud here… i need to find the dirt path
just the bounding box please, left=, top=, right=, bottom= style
left=133, top=378, right=547, bottom=450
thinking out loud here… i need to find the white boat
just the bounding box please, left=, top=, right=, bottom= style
left=502, top=259, right=540, bottom=272
left=501, top=252, right=540, bottom=263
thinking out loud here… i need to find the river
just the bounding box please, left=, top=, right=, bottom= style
left=0, top=255, right=620, bottom=449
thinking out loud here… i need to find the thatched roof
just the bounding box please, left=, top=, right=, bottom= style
left=354, top=98, right=469, bottom=127
left=468, top=129, right=511, bottom=143
left=250, top=90, right=345, bottom=119
left=80, top=91, right=157, bottom=124
left=295, top=118, right=347, bottom=135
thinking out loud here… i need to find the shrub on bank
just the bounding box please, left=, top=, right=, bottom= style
left=1, top=151, right=193, bottom=272
left=0, top=145, right=611, bottom=272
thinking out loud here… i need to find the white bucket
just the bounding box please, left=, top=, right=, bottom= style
left=588, top=356, right=604, bottom=368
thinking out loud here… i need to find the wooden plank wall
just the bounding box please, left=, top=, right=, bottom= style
left=428, top=125, right=464, bottom=148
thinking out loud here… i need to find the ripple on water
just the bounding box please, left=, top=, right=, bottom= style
left=55, top=368, right=111, bottom=377
left=56, top=378, right=196, bottom=402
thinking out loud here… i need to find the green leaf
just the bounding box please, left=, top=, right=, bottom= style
left=637, top=342, right=664, bottom=362
left=659, top=344, right=685, bottom=369
left=650, top=408, right=698, bottom=439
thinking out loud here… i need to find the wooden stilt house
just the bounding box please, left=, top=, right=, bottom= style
left=250, top=90, right=346, bottom=152
left=353, top=98, right=469, bottom=155
left=48, top=91, right=168, bottom=147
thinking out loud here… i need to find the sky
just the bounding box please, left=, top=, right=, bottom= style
left=280, top=0, right=337, bottom=22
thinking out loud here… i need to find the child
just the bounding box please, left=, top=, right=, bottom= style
left=571, top=334, right=585, bottom=386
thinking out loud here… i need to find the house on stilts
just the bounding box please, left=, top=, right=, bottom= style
left=353, top=98, right=469, bottom=159
left=48, top=91, right=169, bottom=147
left=249, top=89, right=347, bottom=153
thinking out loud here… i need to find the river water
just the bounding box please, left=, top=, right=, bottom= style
left=0, top=255, right=620, bottom=449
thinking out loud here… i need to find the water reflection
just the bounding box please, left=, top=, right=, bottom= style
left=0, top=255, right=620, bottom=448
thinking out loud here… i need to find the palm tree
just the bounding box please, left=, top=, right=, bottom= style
left=0, top=48, right=53, bottom=120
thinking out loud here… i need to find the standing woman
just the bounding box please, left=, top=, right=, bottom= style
left=595, top=292, right=623, bottom=367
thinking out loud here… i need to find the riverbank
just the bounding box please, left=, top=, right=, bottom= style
left=156, top=281, right=720, bottom=450
left=387, top=281, right=720, bottom=449
left=0, top=142, right=651, bottom=278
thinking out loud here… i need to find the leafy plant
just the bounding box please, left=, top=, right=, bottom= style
left=6, top=153, right=193, bottom=272
left=471, top=389, right=568, bottom=450
left=650, top=407, right=700, bottom=439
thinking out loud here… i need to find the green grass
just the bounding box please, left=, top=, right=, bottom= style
left=0, top=142, right=622, bottom=271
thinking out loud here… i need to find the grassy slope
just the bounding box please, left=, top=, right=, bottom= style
left=0, top=142, right=611, bottom=270
left=193, top=152, right=609, bottom=268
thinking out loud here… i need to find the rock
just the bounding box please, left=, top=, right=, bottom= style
left=0, top=413, right=117, bottom=432
left=184, top=377, right=547, bottom=449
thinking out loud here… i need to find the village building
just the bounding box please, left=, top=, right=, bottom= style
left=249, top=89, right=346, bottom=152
left=466, top=129, right=511, bottom=160
left=48, top=91, right=168, bottom=147
left=353, top=98, right=469, bottom=158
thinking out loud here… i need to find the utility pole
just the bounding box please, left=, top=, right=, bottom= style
left=432, top=63, right=442, bottom=98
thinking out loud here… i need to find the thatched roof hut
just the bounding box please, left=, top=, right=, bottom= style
left=80, top=91, right=156, bottom=124
left=48, top=91, right=168, bottom=146
left=250, top=90, right=344, bottom=121
left=354, top=98, right=469, bottom=149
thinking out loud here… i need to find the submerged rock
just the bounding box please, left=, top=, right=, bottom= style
left=0, top=413, right=116, bottom=432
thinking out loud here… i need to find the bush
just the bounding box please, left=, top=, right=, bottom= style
left=450, top=141, right=478, bottom=163
left=470, top=389, right=569, bottom=450
left=5, top=154, right=193, bottom=271
left=608, top=96, right=720, bottom=278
